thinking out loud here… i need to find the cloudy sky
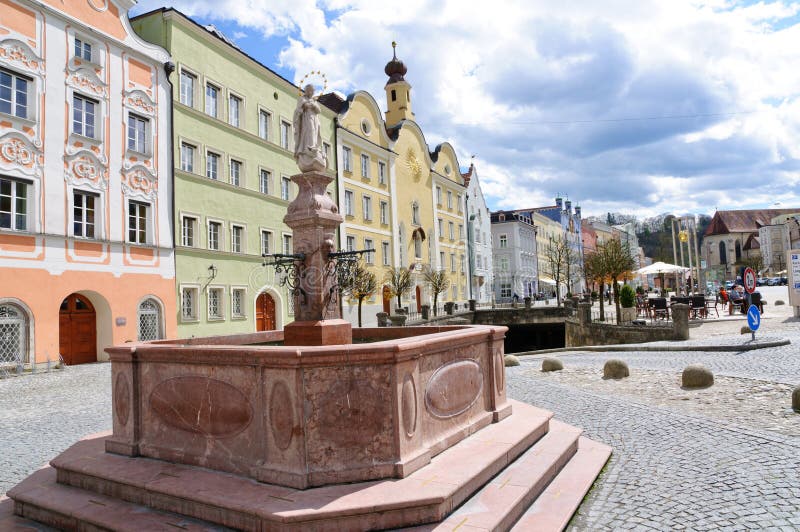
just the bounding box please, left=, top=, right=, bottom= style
left=131, top=0, right=800, bottom=220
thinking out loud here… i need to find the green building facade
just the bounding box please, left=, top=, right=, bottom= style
left=132, top=8, right=337, bottom=337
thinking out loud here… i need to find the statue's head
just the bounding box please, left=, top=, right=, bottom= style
left=303, top=84, right=315, bottom=98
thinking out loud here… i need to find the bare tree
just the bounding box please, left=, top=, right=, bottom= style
left=543, top=236, right=569, bottom=306
left=383, top=266, right=413, bottom=310
left=423, top=266, right=450, bottom=316
left=343, top=264, right=378, bottom=327
left=598, top=238, right=636, bottom=321
left=584, top=250, right=605, bottom=320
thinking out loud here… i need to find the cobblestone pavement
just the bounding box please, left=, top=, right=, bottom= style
left=0, top=363, right=111, bottom=495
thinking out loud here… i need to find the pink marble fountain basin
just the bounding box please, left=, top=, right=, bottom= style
left=105, top=325, right=510, bottom=489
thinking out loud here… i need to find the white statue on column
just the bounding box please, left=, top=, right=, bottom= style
left=293, top=84, right=327, bottom=173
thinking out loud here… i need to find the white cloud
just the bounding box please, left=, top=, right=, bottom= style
left=132, top=0, right=800, bottom=218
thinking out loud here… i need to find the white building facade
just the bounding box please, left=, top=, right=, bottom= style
left=491, top=211, right=537, bottom=302
left=464, top=163, right=492, bottom=303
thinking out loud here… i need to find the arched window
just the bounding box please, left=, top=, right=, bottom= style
left=718, top=241, right=727, bottom=264
left=137, top=299, right=163, bottom=341
left=734, top=240, right=742, bottom=262
left=414, top=232, right=422, bottom=259
left=0, top=303, right=28, bottom=366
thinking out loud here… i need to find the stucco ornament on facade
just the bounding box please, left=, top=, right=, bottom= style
left=0, top=39, right=44, bottom=75
left=121, top=164, right=158, bottom=200
left=66, top=68, right=108, bottom=98
left=405, top=148, right=422, bottom=181
left=0, top=134, right=41, bottom=177
left=64, top=151, right=108, bottom=191
left=125, top=89, right=155, bottom=116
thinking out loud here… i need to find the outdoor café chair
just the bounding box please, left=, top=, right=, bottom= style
left=650, top=297, right=669, bottom=320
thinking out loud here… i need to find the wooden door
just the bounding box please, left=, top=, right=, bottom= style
left=382, top=286, right=391, bottom=313
left=59, top=294, right=96, bottom=365
left=255, top=292, right=276, bottom=331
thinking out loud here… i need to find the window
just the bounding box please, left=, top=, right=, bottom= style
left=500, top=282, right=512, bottom=299
left=181, top=287, right=198, bottom=320
left=0, top=69, right=29, bottom=119
left=362, top=195, right=372, bottom=221
left=499, top=234, right=508, bottom=248
left=206, top=151, right=219, bottom=180
left=231, top=288, right=245, bottom=318
left=412, top=203, right=419, bottom=225
left=137, top=299, right=162, bottom=341
left=364, top=238, right=374, bottom=263
left=344, top=190, right=354, bottom=216
left=230, top=159, right=242, bottom=186
left=229, top=94, right=241, bottom=127
left=346, top=235, right=355, bottom=252
left=323, top=142, right=331, bottom=168
left=440, top=251, right=445, bottom=268
left=0, top=177, right=28, bottom=231
left=450, top=253, right=456, bottom=272
left=282, top=234, right=292, bottom=254
left=179, top=69, right=195, bottom=107
left=457, top=194, right=463, bottom=213
left=378, top=162, right=386, bottom=184
left=231, top=225, right=243, bottom=253
left=380, top=201, right=388, bottom=225
left=458, top=224, right=464, bottom=240
left=72, top=94, right=97, bottom=138
left=259, top=109, right=271, bottom=140
left=361, top=154, right=370, bottom=177
left=460, top=254, right=465, bottom=273
left=342, top=146, right=352, bottom=172
left=447, top=191, right=453, bottom=209
left=205, top=83, right=219, bottom=117
left=448, top=222, right=454, bottom=240
left=280, top=120, right=291, bottom=149
left=73, top=191, right=95, bottom=238
left=181, top=216, right=196, bottom=246
left=127, top=113, right=148, bottom=153
left=436, top=187, right=442, bottom=206
left=208, top=221, right=221, bottom=250
left=180, top=143, right=195, bottom=172
left=208, top=287, right=223, bottom=319
left=281, top=176, right=291, bottom=201
left=128, top=200, right=148, bottom=244
left=382, top=241, right=390, bottom=266
left=438, top=218, right=443, bottom=237
left=260, top=230, right=272, bottom=255
left=414, top=234, right=422, bottom=259
left=74, top=37, right=92, bottom=61
left=260, top=169, right=271, bottom=194
left=500, top=257, right=509, bottom=271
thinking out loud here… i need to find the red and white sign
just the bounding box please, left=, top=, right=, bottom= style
left=743, top=267, right=756, bottom=294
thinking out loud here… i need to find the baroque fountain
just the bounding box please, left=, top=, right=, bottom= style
left=3, top=82, right=610, bottom=531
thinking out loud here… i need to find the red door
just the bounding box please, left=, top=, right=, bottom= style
left=256, top=292, right=276, bottom=331
left=59, top=294, right=97, bottom=365
left=382, top=286, right=391, bottom=313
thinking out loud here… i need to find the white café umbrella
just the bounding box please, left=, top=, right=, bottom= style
left=634, top=261, right=689, bottom=275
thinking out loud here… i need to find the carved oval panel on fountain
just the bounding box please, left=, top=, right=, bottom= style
left=425, top=359, right=484, bottom=419
left=494, top=349, right=505, bottom=393
left=149, top=376, right=253, bottom=438
left=269, top=380, right=294, bottom=450
left=401, top=373, right=417, bottom=438
left=114, top=372, right=130, bottom=427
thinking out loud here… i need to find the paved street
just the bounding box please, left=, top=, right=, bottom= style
left=1, top=288, right=798, bottom=530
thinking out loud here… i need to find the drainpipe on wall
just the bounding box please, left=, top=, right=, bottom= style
left=163, top=60, right=176, bottom=274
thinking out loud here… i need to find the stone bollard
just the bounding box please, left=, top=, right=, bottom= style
left=444, top=302, right=454, bottom=315
left=603, top=359, right=629, bottom=379
left=564, top=299, right=576, bottom=316
left=671, top=303, right=689, bottom=340
left=421, top=305, right=430, bottom=320
left=504, top=354, right=520, bottom=367
left=682, top=364, right=714, bottom=389
left=793, top=386, right=800, bottom=412
left=541, top=358, right=563, bottom=372
left=388, top=314, right=407, bottom=327
left=468, top=299, right=476, bottom=311
left=376, top=312, right=389, bottom=327
left=577, top=302, right=592, bottom=325
left=524, top=296, right=532, bottom=309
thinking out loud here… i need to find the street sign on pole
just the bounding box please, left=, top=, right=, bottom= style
left=747, top=304, right=761, bottom=341
left=743, top=267, right=756, bottom=294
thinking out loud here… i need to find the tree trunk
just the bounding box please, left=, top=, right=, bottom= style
left=433, top=294, right=438, bottom=316
left=612, top=277, right=621, bottom=322
left=396, top=294, right=402, bottom=309
left=357, top=297, right=363, bottom=327
left=598, top=281, right=605, bottom=321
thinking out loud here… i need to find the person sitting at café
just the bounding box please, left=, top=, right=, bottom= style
left=728, top=285, right=745, bottom=315
left=718, top=287, right=728, bottom=305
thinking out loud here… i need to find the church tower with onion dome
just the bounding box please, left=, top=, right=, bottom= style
left=384, top=41, right=414, bottom=125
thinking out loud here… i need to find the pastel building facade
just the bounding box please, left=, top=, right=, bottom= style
left=131, top=9, right=337, bottom=338
left=490, top=211, right=537, bottom=301
left=0, top=0, right=175, bottom=368
left=464, top=163, right=493, bottom=303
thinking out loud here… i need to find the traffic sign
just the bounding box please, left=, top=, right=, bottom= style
left=747, top=304, right=761, bottom=332
left=743, top=267, right=756, bottom=294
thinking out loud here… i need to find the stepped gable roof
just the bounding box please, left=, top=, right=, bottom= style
left=704, top=209, right=797, bottom=236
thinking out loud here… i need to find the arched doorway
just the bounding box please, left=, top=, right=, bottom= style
left=0, top=303, right=28, bottom=367
left=416, top=285, right=422, bottom=312
left=382, top=285, right=391, bottom=313
left=255, top=292, right=276, bottom=331
left=59, top=293, right=96, bottom=365
left=137, top=298, right=163, bottom=341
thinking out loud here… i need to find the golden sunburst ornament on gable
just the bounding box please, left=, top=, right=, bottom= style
left=405, top=148, right=422, bottom=181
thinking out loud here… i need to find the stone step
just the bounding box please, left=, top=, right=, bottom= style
left=11, top=400, right=553, bottom=531
left=7, top=467, right=230, bottom=531
left=511, top=436, right=612, bottom=532
left=0, top=495, right=57, bottom=531
left=400, top=420, right=582, bottom=532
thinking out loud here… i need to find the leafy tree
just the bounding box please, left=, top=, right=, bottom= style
left=597, top=238, right=636, bottom=321
left=383, top=266, right=413, bottom=310
left=423, top=266, right=450, bottom=316
left=584, top=250, right=608, bottom=320
left=342, top=264, right=377, bottom=327
left=737, top=255, right=764, bottom=275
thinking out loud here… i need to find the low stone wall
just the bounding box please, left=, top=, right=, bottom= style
left=565, top=303, right=689, bottom=347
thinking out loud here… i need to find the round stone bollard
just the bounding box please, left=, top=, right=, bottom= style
left=682, top=364, right=714, bottom=389
left=603, top=359, right=629, bottom=379
left=388, top=314, right=407, bottom=327
left=541, top=358, right=563, bottom=372
left=775, top=300, right=785, bottom=306
left=792, top=386, right=800, bottom=412
left=504, top=354, right=520, bottom=367
left=376, top=312, right=389, bottom=327
left=740, top=326, right=752, bottom=335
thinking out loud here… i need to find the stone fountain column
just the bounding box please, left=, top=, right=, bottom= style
left=282, top=170, right=353, bottom=345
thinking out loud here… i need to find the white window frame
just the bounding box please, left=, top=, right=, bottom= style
left=412, top=202, right=419, bottom=225
left=180, top=142, right=196, bottom=173
left=72, top=93, right=98, bottom=139
left=228, top=93, right=242, bottom=128
left=282, top=233, right=292, bottom=255
left=344, top=189, right=354, bottom=217
left=364, top=238, right=374, bottom=264
left=205, top=82, right=220, bottom=118
left=440, top=251, right=445, bottom=268
left=180, top=284, right=199, bottom=322
left=280, top=120, right=291, bottom=150
left=231, top=223, right=244, bottom=254
left=0, top=68, right=32, bottom=120
left=206, top=150, right=220, bottom=180
left=458, top=224, right=464, bottom=240
left=450, top=253, right=456, bottom=273
left=362, top=195, right=372, bottom=221
left=72, top=190, right=97, bottom=239
left=360, top=153, right=370, bottom=178
left=207, top=219, right=223, bottom=251
left=260, top=229, right=273, bottom=256
left=378, top=161, right=386, bottom=184
left=179, top=68, right=196, bottom=108
left=181, top=215, right=197, bottom=247
left=380, top=200, right=388, bottom=225
left=436, top=186, right=442, bottom=206
left=342, top=146, right=352, bottom=173
left=127, top=200, right=149, bottom=245
left=448, top=221, right=454, bottom=240
left=258, top=108, right=271, bottom=140
left=438, top=218, right=443, bottom=237
left=231, top=287, right=247, bottom=319
left=457, top=194, right=463, bottom=213
left=73, top=36, right=93, bottom=62
left=382, top=240, right=390, bottom=266
left=127, top=112, right=149, bottom=155
left=259, top=168, right=272, bottom=195
left=281, top=176, right=291, bottom=201
left=207, top=286, right=224, bottom=321
left=323, top=142, right=331, bottom=168
left=229, top=158, right=242, bottom=187
left=447, top=190, right=453, bottom=210
left=346, top=235, right=356, bottom=252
